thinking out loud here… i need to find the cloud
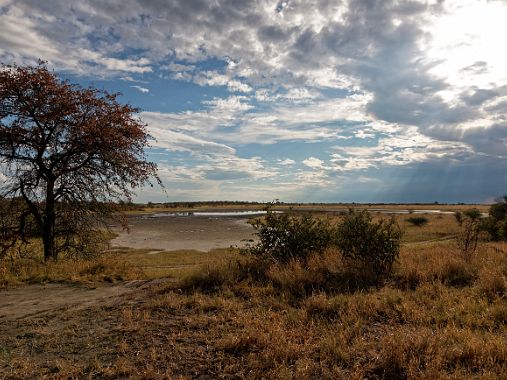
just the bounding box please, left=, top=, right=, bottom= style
left=1, top=0, right=506, bottom=202
left=278, top=158, right=295, bottom=166
left=148, top=127, right=236, bottom=156
left=302, top=157, right=326, bottom=170
left=0, top=1, right=153, bottom=75
left=130, top=85, right=149, bottom=93
left=141, top=92, right=372, bottom=148
left=193, top=71, right=252, bottom=93
left=330, top=127, right=474, bottom=172
left=161, top=62, right=195, bottom=72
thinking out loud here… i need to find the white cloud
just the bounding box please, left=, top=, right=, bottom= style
left=278, top=158, right=295, bottom=166
left=193, top=71, right=252, bottom=93
left=302, top=157, right=326, bottom=170
left=141, top=96, right=252, bottom=137
left=130, top=85, right=149, bottom=93
left=162, top=62, right=195, bottom=72
left=0, top=2, right=153, bottom=75
left=148, top=127, right=236, bottom=156
left=0, top=6, right=62, bottom=62
left=202, top=96, right=253, bottom=113
left=330, top=127, right=474, bottom=172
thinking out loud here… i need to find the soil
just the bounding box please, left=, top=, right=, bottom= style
left=0, top=280, right=153, bottom=322
left=0, top=279, right=172, bottom=378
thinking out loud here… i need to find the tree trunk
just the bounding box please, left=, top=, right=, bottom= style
left=43, top=180, right=57, bottom=261
left=42, top=221, right=55, bottom=261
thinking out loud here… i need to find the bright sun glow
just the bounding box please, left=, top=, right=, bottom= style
left=425, top=0, right=507, bottom=101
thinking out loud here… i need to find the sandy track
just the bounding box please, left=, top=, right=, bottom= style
left=0, top=280, right=158, bottom=322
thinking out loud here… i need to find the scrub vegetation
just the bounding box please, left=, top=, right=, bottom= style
left=1, top=203, right=507, bottom=379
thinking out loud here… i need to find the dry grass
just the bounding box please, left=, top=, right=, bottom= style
left=2, top=210, right=507, bottom=379
left=398, top=213, right=462, bottom=243
left=110, top=247, right=237, bottom=279
left=0, top=244, right=236, bottom=288
left=0, top=254, right=143, bottom=288
left=128, top=240, right=506, bottom=379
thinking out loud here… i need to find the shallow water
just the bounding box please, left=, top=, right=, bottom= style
left=365, top=209, right=455, bottom=215
left=144, top=210, right=272, bottom=219
left=111, top=214, right=257, bottom=252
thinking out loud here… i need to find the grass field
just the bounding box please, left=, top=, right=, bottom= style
left=1, top=208, right=506, bottom=379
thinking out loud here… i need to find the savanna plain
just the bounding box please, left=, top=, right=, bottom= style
left=1, top=203, right=506, bottom=379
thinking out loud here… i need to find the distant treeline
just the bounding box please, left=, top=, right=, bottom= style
left=139, top=200, right=477, bottom=208
left=144, top=201, right=264, bottom=209
left=0, top=196, right=483, bottom=211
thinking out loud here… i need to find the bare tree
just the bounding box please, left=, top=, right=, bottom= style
left=0, top=62, right=159, bottom=261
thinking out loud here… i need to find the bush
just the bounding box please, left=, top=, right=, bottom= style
left=482, top=197, right=507, bottom=241
left=179, top=257, right=271, bottom=293
left=245, top=209, right=402, bottom=282
left=248, top=211, right=334, bottom=263
left=454, top=209, right=481, bottom=261
left=406, top=216, right=429, bottom=227
left=335, top=210, right=402, bottom=277
left=489, top=196, right=507, bottom=221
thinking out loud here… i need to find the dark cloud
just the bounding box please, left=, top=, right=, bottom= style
left=426, top=123, right=507, bottom=157
left=461, top=88, right=499, bottom=106
left=460, top=61, right=489, bottom=75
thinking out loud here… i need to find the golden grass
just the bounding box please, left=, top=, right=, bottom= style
left=0, top=254, right=143, bottom=288
left=126, top=240, right=505, bottom=378
left=2, top=210, right=507, bottom=378
left=0, top=242, right=236, bottom=287
left=398, top=213, right=462, bottom=243
left=108, top=247, right=237, bottom=279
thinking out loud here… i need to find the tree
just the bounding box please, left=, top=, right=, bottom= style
left=0, top=62, right=159, bottom=261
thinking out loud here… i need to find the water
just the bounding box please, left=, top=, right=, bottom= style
left=365, top=209, right=455, bottom=215
left=143, top=210, right=273, bottom=219
left=142, top=209, right=484, bottom=219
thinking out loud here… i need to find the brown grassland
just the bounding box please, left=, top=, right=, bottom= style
left=1, top=210, right=506, bottom=379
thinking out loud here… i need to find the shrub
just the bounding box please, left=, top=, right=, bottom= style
left=335, top=210, right=402, bottom=277
left=481, top=196, right=507, bottom=241
left=454, top=209, right=481, bottom=261
left=179, top=257, right=271, bottom=293
left=406, top=216, right=429, bottom=227
left=489, top=196, right=507, bottom=221
left=248, top=211, right=334, bottom=263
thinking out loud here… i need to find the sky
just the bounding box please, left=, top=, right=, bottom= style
left=1, top=0, right=506, bottom=203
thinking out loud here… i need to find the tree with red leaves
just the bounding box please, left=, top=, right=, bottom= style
left=0, top=62, right=159, bottom=261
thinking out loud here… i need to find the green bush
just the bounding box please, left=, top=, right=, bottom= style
left=248, top=211, right=333, bottom=263
left=246, top=209, right=402, bottom=279
left=335, top=210, right=402, bottom=277
left=481, top=197, right=507, bottom=241
left=406, top=216, right=429, bottom=227
left=489, top=197, right=507, bottom=221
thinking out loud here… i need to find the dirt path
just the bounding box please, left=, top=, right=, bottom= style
left=0, top=280, right=158, bottom=322
left=403, top=235, right=458, bottom=246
